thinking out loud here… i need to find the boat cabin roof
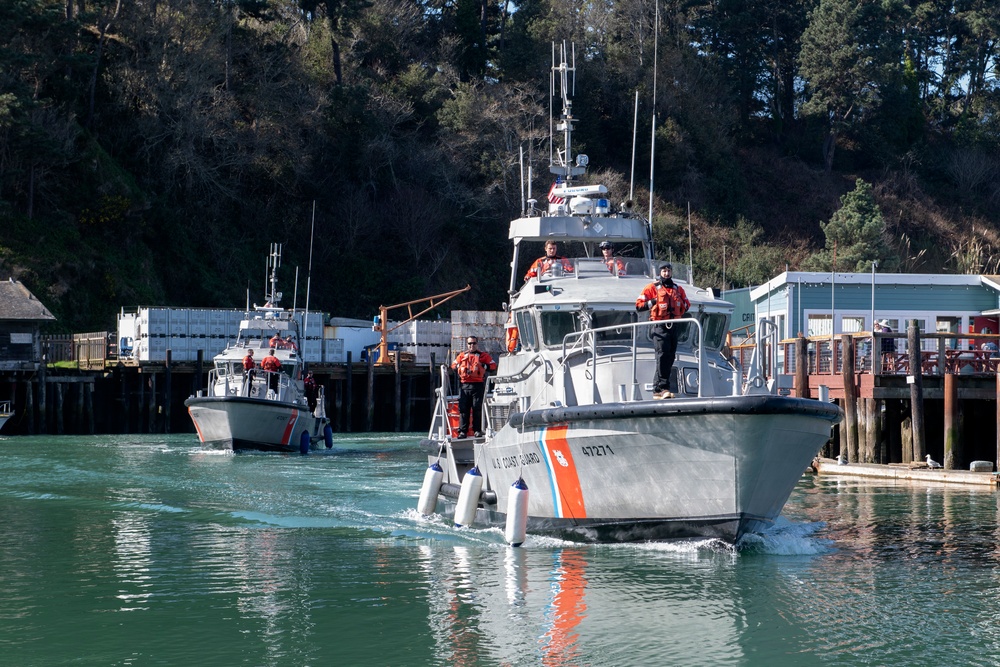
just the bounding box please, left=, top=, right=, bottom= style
left=509, top=213, right=649, bottom=245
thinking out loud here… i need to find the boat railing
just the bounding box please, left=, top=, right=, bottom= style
left=529, top=256, right=676, bottom=285
left=207, top=366, right=295, bottom=401
left=560, top=317, right=708, bottom=403
left=0, top=400, right=10, bottom=414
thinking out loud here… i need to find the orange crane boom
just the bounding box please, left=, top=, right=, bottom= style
left=373, top=285, right=472, bottom=365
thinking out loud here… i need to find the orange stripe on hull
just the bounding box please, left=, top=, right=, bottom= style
left=541, top=425, right=586, bottom=519
left=188, top=407, right=206, bottom=443
left=281, top=411, right=299, bottom=445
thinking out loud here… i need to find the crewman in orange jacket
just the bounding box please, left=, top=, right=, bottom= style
left=242, top=348, right=257, bottom=395
left=524, top=240, right=573, bottom=281
left=636, top=262, right=690, bottom=398
left=450, top=336, right=497, bottom=438
left=260, top=348, right=282, bottom=395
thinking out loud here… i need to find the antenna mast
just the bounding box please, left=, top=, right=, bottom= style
left=549, top=42, right=585, bottom=185
left=268, top=243, right=282, bottom=306
left=647, top=1, right=660, bottom=262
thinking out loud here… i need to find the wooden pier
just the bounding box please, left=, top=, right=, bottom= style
left=1, top=348, right=450, bottom=437
left=737, top=322, right=1000, bottom=475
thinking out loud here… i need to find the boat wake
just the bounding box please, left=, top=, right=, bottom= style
left=736, top=516, right=832, bottom=555
left=397, top=509, right=832, bottom=556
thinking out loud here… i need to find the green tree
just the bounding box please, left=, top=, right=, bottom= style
left=799, top=0, right=908, bottom=171
left=804, top=179, right=895, bottom=272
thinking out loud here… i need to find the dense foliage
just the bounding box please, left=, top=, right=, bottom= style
left=2, top=0, right=1000, bottom=332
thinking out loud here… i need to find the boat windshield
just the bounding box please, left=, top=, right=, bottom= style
left=538, top=310, right=641, bottom=348
left=538, top=309, right=728, bottom=350
left=238, top=326, right=295, bottom=349
left=676, top=312, right=729, bottom=349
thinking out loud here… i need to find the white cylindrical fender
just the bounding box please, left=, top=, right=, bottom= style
left=416, top=461, right=444, bottom=515
left=454, top=466, right=484, bottom=527
left=504, top=477, right=529, bottom=547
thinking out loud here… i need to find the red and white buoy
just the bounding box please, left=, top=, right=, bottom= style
left=417, top=461, right=444, bottom=515
left=454, top=466, right=484, bottom=527
left=505, top=477, right=529, bottom=547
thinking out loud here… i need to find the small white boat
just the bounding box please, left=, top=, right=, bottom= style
left=185, top=244, right=331, bottom=453
left=0, top=401, right=12, bottom=433
left=416, top=47, right=842, bottom=544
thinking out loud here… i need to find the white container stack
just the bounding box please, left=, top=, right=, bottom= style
left=388, top=320, right=453, bottom=365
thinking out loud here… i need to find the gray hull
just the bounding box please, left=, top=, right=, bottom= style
left=186, top=396, right=327, bottom=452
left=425, top=396, right=840, bottom=543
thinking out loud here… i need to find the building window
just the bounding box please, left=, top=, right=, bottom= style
left=807, top=314, right=832, bottom=337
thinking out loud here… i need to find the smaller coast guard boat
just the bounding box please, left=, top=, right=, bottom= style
left=415, top=45, right=842, bottom=545
left=185, top=244, right=332, bottom=453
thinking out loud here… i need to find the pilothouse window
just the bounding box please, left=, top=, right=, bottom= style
left=592, top=311, right=635, bottom=343
left=515, top=310, right=537, bottom=351
left=540, top=311, right=578, bottom=347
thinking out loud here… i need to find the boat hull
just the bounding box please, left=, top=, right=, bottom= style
left=426, top=395, right=841, bottom=543
left=185, top=396, right=327, bottom=452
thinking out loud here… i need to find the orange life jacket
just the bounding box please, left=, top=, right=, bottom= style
left=643, top=282, right=690, bottom=321
left=260, top=355, right=281, bottom=372
left=454, top=351, right=489, bottom=383
left=243, top=354, right=255, bottom=370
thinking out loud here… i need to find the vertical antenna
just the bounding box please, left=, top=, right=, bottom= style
left=519, top=145, right=525, bottom=215
left=687, top=202, right=694, bottom=284
left=571, top=42, right=576, bottom=96
left=647, top=1, right=660, bottom=259
left=304, top=201, right=316, bottom=366
left=630, top=90, right=639, bottom=202
left=549, top=43, right=555, bottom=169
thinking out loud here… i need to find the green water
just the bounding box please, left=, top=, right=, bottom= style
left=2, top=433, right=999, bottom=666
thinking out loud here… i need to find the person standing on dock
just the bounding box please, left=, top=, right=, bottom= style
left=260, top=348, right=282, bottom=396
left=451, top=337, right=496, bottom=438
left=599, top=241, right=626, bottom=276
left=636, top=262, right=690, bottom=398
left=242, top=348, right=257, bottom=396
left=875, top=320, right=896, bottom=372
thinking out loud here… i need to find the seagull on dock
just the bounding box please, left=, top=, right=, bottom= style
left=925, top=454, right=942, bottom=469
left=837, top=453, right=848, bottom=465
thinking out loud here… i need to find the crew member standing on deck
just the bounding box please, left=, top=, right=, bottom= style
left=242, top=348, right=256, bottom=396
left=260, top=348, right=282, bottom=396
left=451, top=336, right=496, bottom=438
left=636, top=262, right=690, bottom=398
left=303, top=371, right=318, bottom=412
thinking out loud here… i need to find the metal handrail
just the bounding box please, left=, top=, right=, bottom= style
left=560, top=317, right=706, bottom=402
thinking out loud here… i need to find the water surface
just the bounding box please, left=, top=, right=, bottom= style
left=1, top=433, right=998, bottom=666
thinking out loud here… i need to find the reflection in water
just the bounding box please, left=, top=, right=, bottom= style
left=11, top=436, right=1000, bottom=666
left=541, top=549, right=588, bottom=666
left=418, top=541, right=751, bottom=666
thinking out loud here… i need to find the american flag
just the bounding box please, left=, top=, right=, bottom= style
left=548, top=178, right=566, bottom=205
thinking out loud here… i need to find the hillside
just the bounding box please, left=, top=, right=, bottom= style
left=2, top=0, right=999, bottom=332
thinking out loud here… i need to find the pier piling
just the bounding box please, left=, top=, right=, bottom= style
left=944, top=372, right=958, bottom=469
left=907, top=321, right=926, bottom=461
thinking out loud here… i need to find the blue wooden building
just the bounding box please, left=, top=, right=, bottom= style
left=748, top=271, right=1000, bottom=351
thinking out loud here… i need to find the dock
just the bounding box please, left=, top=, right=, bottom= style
left=813, top=457, right=999, bottom=487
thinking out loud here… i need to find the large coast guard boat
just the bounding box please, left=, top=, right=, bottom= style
left=185, top=244, right=332, bottom=453
left=416, top=46, right=842, bottom=544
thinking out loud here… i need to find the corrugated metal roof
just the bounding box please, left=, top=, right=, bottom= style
left=0, top=279, right=56, bottom=321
